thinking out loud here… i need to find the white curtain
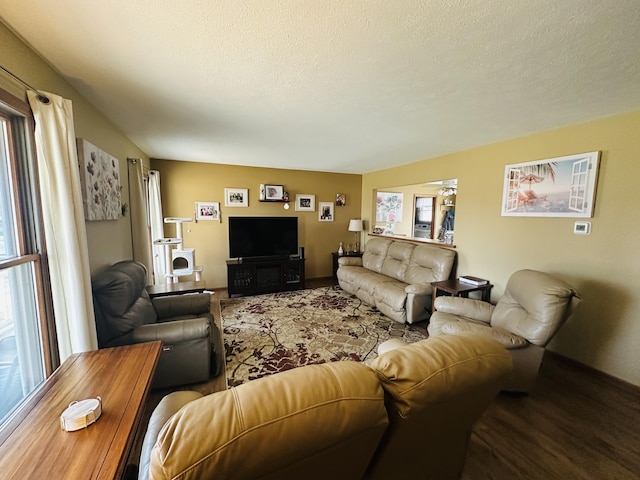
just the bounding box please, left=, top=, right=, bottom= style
left=27, top=91, right=97, bottom=361
left=128, top=159, right=153, bottom=284
left=148, top=170, right=166, bottom=284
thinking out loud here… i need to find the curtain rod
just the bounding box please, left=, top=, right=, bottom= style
left=0, top=65, right=50, bottom=104
left=127, top=157, right=150, bottom=170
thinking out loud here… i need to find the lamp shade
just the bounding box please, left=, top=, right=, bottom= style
left=348, top=219, right=363, bottom=232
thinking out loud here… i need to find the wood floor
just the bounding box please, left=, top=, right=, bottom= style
left=130, top=278, right=640, bottom=480
left=463, top=352, right=640, bottom=480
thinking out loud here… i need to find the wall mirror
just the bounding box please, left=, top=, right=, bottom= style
left=373, top=179, right=457, bottom=243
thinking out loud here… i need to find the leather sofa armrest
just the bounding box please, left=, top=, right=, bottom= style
left=442, top=322, right=528, bottom=349
left=434, top=297, right=494, bottom=323
left=405, top=283, right=431, bottom=295
left=152, top=293, right=211, bottom=318
left=338, top=257, right=363, bottom=267
left=133, top=317, right=211, bottom=344
left=139, top=391, right=204, bottom=480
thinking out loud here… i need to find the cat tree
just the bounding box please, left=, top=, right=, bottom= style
left=153, top=217, right=203, bottom=283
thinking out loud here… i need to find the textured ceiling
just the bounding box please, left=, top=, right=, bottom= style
left=1, top=1, right=640, bottom=174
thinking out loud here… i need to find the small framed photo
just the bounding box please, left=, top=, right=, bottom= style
left=264, top=184, right=285, bottom=201
left=295, top=194, right=315, bottom=211
left=318, top=202, right=334, bottom=222
left=372, top=226, right=385, bottom=234
left=336, top=193, right=346, bottom=206
left=195, top=202, right=220, bottom=221
left=224, top=188, right=248, bottom=207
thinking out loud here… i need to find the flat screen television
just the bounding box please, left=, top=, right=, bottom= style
left=229, top=216, right=298, bottom=260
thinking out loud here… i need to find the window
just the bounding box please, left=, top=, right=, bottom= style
left=0, top=90, right=53, bottom=428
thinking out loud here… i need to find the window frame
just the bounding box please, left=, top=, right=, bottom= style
left=0, top=87, right=56, bottom=439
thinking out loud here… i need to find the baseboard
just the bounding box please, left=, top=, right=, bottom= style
left=545, top=350, right=639, bottom=394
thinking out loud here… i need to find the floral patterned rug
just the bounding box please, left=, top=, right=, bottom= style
left=221, top=286, right=428, bottom=387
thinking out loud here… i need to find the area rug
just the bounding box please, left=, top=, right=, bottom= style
left=221, top=286, right=428, bottom=387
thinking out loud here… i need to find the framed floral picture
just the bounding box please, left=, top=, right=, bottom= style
left=318, top=202, right=334, bottom=222
left=224, top=188, right=248, bottom=207
left=376, top=192, right=403, bottom=223
left=295, top=194, right=315, bottom=211
left=77, top=138, right=121, bottom=221
left=501, top=151, right=600, bottom=218
left=195, top=201, right=220, bottom=221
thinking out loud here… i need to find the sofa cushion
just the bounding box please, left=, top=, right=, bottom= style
left=374, top=281, right=408, bottom=311
left=362, top=237, right=392, bottom=273
left=405, top=244, right=456, bottom=284
left=340, top=267, right=388, bottom=294
left=150, top=362, right=389, bottom=480
left=380, top=241, right=414, bottom=282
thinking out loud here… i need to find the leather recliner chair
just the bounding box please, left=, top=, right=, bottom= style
left=428, top=269, right=582, bottom=392
left=137, top=334, right=512, bottom=480
left=91, top=260, right=221, bottom=388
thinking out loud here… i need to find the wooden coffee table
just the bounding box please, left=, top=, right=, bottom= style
left=0, top=342, right=162, bottom=479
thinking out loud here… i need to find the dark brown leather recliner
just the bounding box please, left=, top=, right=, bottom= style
left=91, top=260, right=221, bottom=388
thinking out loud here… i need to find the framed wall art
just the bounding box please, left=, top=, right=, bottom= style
left=336, top=193, right=346, bottom=206
left=318, top=202, right=334, bottom=222
left=264, top=184, right=285, bottom=201
left=196, top=201, right=220, bottom=221
left=295, top=194, right=315, bottom=211
left=375, top=192, right=403, bottom=223
left=224, top=188, right=249, bottom=207
left=77, top=138, right=122, bottom=221
left=501, top=151, right=600, bottom=218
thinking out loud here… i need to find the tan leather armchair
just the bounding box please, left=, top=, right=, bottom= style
left=92, top=260, right=222, bottom=388
left=428, top=269, right=582, bottom=392
left=138, top=335, right=511, bottom=480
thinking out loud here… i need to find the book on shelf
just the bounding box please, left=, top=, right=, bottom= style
left=459, top=275, right=489, bottom=286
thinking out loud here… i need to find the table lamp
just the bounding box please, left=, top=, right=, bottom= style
left=348, top=219, right=364, bottom=253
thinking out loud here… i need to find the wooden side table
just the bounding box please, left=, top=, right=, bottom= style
left=0, top=342, right=161, bottom=479
left=431, top=279, right=493, bottom=313
left=332, top=251, right=363, bottom=282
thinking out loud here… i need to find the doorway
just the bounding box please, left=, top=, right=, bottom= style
left=413, top=195, right=435, bottom=239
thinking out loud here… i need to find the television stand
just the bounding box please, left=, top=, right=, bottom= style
left=226, top=257, right=305, bottom=296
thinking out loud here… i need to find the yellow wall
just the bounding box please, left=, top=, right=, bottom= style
left=151, top=159, right=362, bottom=289
left=0, top=22, right=149, bottom=273
left=363, top=110, right=640, bottom=385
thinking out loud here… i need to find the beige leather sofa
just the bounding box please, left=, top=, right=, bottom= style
left=138, top=334, right=511, bottom=480
left=337, top=237, right=456, bottom=323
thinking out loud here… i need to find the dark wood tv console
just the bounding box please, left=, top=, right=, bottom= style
left=226, top=257, right=305, bottom=296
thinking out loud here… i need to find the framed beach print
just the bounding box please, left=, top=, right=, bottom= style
left=295, top=194, right=315, bottom=211
left=224, top=188, right=248, bottom=207
left=501, top=151, right=600, bottom=218
left=195, top=201, right=220, bottom=221
left=318, top=202, right=334, bottom=222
